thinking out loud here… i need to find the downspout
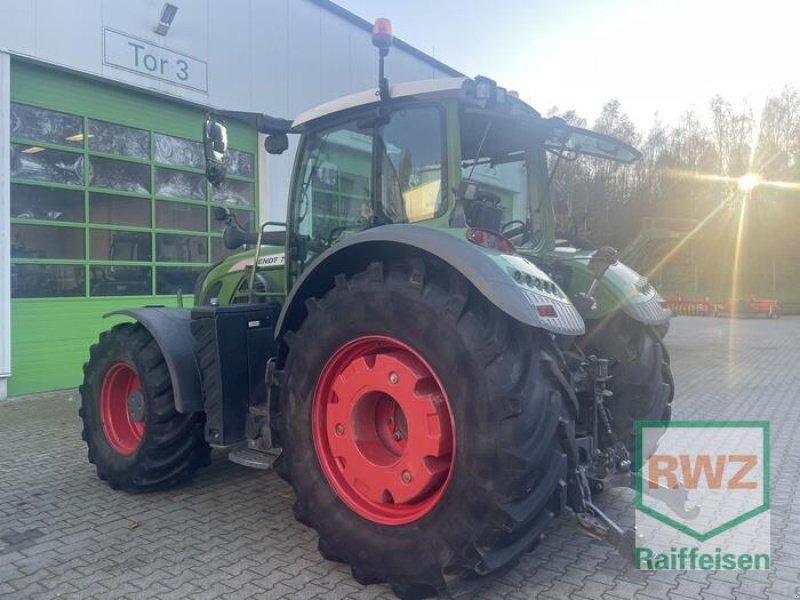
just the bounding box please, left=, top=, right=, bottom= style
left=0, top=52, right=11, bottom=399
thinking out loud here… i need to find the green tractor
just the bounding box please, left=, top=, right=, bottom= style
left=80, top=20, right=675, bottom=598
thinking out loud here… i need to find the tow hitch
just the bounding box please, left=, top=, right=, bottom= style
left=560, top=353, right=698, bottom=562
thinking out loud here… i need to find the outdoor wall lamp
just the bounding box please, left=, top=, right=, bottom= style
left=154, top=3, right=179, bottom=36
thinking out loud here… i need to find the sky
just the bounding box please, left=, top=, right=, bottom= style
left=335, top=0, right=800, bottom=131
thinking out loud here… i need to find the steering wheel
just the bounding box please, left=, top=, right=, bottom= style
left=502, top=220, right=526, bottom=233
left=502, top=220, right=529, bottom=241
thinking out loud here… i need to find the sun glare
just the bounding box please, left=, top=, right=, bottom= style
left=738, top=173, right=760, bottom=192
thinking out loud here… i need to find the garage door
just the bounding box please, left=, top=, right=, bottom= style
left=8, top=60, right=258, bottom=395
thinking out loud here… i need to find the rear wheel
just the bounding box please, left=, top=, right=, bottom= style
left=80, top=322, right=210, bottom=491
left=280, top=260, right=567, bottom=597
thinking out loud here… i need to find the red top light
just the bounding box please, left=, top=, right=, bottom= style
left=466, top=227, right=516, bottom=255
left=372, top=18, right=393, bottom=49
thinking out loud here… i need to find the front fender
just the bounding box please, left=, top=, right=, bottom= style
left=105, top=307, right=203, bottom=413
left=567, top=258, right=672, bottom=325
left=276, top=225, right=585, bottom=338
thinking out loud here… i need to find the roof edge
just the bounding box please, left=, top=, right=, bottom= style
left=308, top=0, right=464, bottom=78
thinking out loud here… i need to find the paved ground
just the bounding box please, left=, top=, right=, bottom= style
left=1, top=316, right=799, bottom=599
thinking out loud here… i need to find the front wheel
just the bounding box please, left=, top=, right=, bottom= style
left=280, top=260, right=567, bottom=597
left=79, top=323, right=210, bottom=492
left=582, top=315, right=674, bottom=463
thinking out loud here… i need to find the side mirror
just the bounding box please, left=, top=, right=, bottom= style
left=264, top=133, right=289, bottom=155
left=588, top=246, right=619, bottom=279
left=204, top=115, right=228, bottom=187
left=212, top=206, right=232, bottom=222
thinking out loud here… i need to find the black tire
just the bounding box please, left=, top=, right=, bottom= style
left=79, top=322, right=211, bottom=492
left=279, top=260, right=567, bottom=598
left=582, top=315, right=673, bottom=463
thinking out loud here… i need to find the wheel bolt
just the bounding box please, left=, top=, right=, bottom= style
left=402, top=470, right=412, bottom=483
left=388, top=372, right=399, bottom=384
left=335, top=423, right=345, bottom=436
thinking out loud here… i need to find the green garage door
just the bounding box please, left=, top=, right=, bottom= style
left=8, top=60, right=258, bottom=396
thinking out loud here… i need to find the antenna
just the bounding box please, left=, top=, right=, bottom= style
left=372, top=18, right=393, bottom=102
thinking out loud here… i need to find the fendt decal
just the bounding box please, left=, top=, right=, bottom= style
left=229, top=254, right=286, bottom=273
left=257, top=254, right=286, bottom=267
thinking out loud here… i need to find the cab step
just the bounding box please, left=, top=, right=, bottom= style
left=228, top=444, right=281, bottom=470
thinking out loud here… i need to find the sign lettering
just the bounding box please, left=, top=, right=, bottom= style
left=103, top=29, right=208, bottom=93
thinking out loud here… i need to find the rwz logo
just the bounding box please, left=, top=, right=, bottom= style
left=636, top=421, right=769, bottom=564
left=648, top=453, right=759, bottom=490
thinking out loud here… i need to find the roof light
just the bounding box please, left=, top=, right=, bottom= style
left=372, top=18, right=393, bottom=50
left=475, top=80, right=492, bottom=101
left=21, top=146, right=45, bottom=154
left=154, top=3, right=179, bottom=36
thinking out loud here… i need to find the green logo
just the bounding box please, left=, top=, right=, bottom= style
left=635, top=421, right=770, bottom=570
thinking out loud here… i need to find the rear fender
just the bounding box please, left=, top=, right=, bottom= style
left=275, top=225, right=585, bottom=339
left=105, top=307, right=203, bottom=413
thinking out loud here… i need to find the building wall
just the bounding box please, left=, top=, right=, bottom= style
left=0, top=0, right=458, bottom=397
left=0, top=0, right=457, bottom=219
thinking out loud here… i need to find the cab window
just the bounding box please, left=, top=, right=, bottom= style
left=294, top=121, right=373, bottom=246
left=293, top=106, right=446, bottom=250
left=379, top=106, right=446, bottom=224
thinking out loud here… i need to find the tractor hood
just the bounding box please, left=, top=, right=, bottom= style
left=194, top=246, right=286, bottom=305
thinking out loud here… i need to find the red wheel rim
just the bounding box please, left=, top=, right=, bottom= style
left=312, top=336, right=455, bottom=525
left=100, top=362, right=145, bottom=455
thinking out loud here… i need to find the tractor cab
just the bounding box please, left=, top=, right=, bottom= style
left=204, top=75, right=644, bottom=312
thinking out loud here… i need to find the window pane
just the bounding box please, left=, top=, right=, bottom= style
left=11, top=184, right=85, bottom=222
left=89, top=193, right=151, bottom=227
left=210, top=209, right=255, bottom=233
left=156, top=267, right=206, bottom=295
left=90, top=230, right=152, bottom=261
left=461, top=161, right=528, bottom=225
left=211, top=179, right=254, bottom=207
left=11, top=264, right=85, bottom=298
left=155, top=168, right=206, bottom=201
left=341, top=174, right=370, bottom=200
left=11, top=224, right=84, bottom=259
left=154, top=133, right=204, bottom=169
left=293, top=122, right=372, bottom=244
left=88, top=120, right=150, bottom=159
left=156, top=233, right=208, bottom=263
left=89, top=157, right=150, bottom=193
left=10, top=103, right=83, bottom=147
left=11, top=145, right=84, bottom=185
left=228, top=149, right=255, bottom=178
left=90, top=265, right=152, bottom=296
left=156, top=200, right=207, bottom=232
left=380, top=107, right=445, bottom=223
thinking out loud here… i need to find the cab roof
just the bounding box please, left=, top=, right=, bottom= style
left=291, top=77, right=540, bottom=130
left=292, top=77, right=467, bottom=129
